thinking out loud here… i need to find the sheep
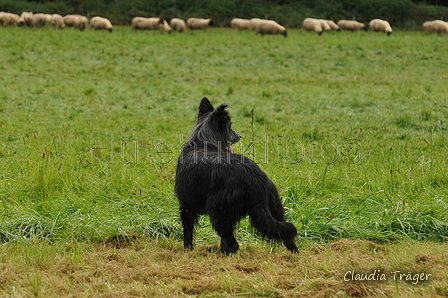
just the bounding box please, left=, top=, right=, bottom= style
left=253, top=19, right=287, bottom=37
left=337, top=20, right=367, bottom=31
left=0, top=12, right=20, bottom=27
left=318, top=19, right=332, bottom=31
left=50, top=14, right=65, bottom=29
left=170, top=18, right=187, bottom=32
left=369, top=19, right=392, bottom=35
left=90, top=16, right=113, bottom=32
left=63, top=14, right=88, bottom=31
left=230, top=18, right=252, bottom=30
left=303, top=18, right=324, bottom=35
left=422, top=20, right=448, bottom=34
left=161, top=20, right=172, bottom=33
left=30, top=13, right=48, bottom=28
left=325, top=20, right=340, bottom=31
left=250, top=18, right=262, bottom=28
left=186, top=18, right=212, bottom=31
left=44, top=14, right=52, bottom=25
left=18, top=11, right=33, bottom=27
left=132, top=17, right=163, bottom=31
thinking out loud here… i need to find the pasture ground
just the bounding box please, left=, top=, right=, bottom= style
left=0, top=26, right=447, bottom=297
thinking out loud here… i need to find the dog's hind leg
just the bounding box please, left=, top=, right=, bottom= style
left=209, top=213, right=240, bottom=255
left=180, top=205, right=198, bottom=250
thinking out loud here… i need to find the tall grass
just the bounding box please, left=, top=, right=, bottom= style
left=0, top=27, right=447, bottom=247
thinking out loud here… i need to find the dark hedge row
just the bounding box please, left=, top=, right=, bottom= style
left=1, top=0, right=448, bottom=29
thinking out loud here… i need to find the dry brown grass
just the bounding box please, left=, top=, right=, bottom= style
left=0, top=238, right=447, bottom=297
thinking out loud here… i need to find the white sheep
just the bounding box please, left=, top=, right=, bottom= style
left=318, top=19, right=332, bottom=31
left=253, top=19, right=287, bottom=37
left=63, top=14, right=88, bottom=31
left=50, top=14, right=65, bottom=29
left=422, top=20, right=448, bottom=34
left=170, top=18, right=186, bottom=32
left=30, top=13, right=48, bottom=28
left=230, top=18, right=252, bottom=30
left=90, top=16, right=113, bottom=32
left=43, top=14, right=52, bottom=25
left=303, top=18, right=323, bottom=35
left=161, top=20, right=172, bottom=33
left=132, top=17, right=163, bottom=31
left=0, top=12, right=20, bottom=27
left=369, top=19, right=392, bottom=35
left=186, top=18, right=212, bottom=31
left=337, top=20, right=367, bottom=31
left=250, top=18, right=262, bottom=29
left=18, top=11, right=33, bottom=27
left=325, top=20, right=340, bottom=31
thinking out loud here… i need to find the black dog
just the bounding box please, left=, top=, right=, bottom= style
left=175, top=97, right=298, bottom=254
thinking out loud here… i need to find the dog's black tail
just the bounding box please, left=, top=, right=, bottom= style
left=248, top=204, right=298, bottom=252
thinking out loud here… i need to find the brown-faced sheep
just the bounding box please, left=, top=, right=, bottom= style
left=186, top=18, right=212, bottom=31
left=369, top=19, right=392, bottom=35
left=253, top=19, right=287, bottom=37
left=422, top=20, right=448, bottom=34
left=18, top=11, right=33, bottom=27
left=170, top=18, right=186, bottom=32
left=90, top=16, right=113, bottom=32
left=230, top=18, right=252, bottom=30
left=303, top=18, right=323, bottom=35
left=132, top=17, right=163, bottom=31
left=337, top=20, right=367, bottom=31
left=50, top=14, right=65, bottom=29
left=63, top=14, right=88, bottom=31
left=0, top=12, right=20, bottom=27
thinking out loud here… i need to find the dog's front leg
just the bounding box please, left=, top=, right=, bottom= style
left=180, top=206, right=197, bottom=250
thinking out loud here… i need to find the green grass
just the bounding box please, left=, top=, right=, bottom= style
left=1, top=27, right=447, bottom=248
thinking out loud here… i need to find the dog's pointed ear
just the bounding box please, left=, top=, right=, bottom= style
left=199, top=97, right=214, bottom=115
left=216, top=104, right=229, bottom=115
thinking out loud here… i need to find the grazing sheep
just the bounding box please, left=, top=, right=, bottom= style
left=43, top=14, right=52, bottom=25
left=63, top=14, right=88, bottom=31
left=303, top=18, right=324, bottom=35
left=90, top=16, right=113, bottom=32
left=369, top=19, right=392, bottom=35
left=161, top=20, right=172, bottom=33
left=250, top=18, right=262, bottom=29
left=18, top=11, right=33, bottom=27
left=170, top=18, right=186, bottom=32
left=422, top=20, right=448, bottom=34
left=253, top=19, right=287, bottom=37
left=318, top=19, right=332, bottom=31
left=50, top=14, right=65, bottom=29
left=230, top=18, right=252, bottom=30
left=30, top=13, right=48, bottom=28
left=0, top=12, right=20, bottom=27
left=337, top=20, right=367, bottom=31
left=186, top=18, right=212, bottom=31
left=132, top=17, right=163, bottom=31
left=325, top=20, right=340, bottom=31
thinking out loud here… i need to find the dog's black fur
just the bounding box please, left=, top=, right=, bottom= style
left=175, top=97, right=298, bottom=254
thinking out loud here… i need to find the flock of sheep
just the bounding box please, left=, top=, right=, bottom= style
left=1, top=11, right=448, bottom=36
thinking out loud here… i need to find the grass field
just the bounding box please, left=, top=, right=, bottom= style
left=0, top=26, right=448, bottom=297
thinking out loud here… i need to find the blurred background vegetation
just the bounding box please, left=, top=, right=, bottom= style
left=1, top=0, right=448, bottom=29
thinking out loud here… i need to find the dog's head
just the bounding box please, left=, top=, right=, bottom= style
left=186, top=97, right=241, bottom=153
